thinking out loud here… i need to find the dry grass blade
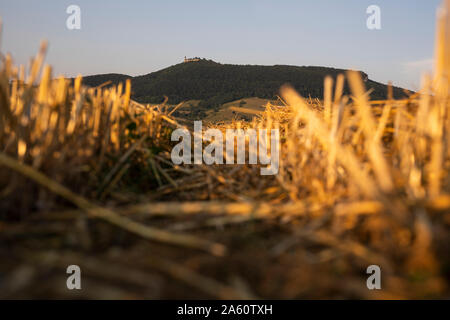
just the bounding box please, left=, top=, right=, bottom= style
left=347, top=70, right=394, bottom=193
left=98, top=134, right=148, bottom=195
left=0, top=152, right=226, bottom=256
left=280, top=85, right=380, bottom=198
left=24, top=251, right=254, bottom=299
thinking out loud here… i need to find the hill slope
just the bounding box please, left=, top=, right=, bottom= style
left=81, top=73, right=132, bottom=87
left=82, top=59, right=408, bottom=107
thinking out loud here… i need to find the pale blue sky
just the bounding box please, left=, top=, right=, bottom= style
left=0, top=0, right=442, bottom=90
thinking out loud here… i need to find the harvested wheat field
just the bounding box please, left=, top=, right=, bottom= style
left=1, top=2, right=450, bottom=300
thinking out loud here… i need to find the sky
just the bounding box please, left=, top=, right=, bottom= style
left=0, top=0, right=443, bottom=90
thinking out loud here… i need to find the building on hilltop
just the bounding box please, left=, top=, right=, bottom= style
left=184, top=56, right=201, bottom=63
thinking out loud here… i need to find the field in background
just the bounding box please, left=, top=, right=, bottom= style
left=204, top=97, right=274, bottom=122
left=0, top=1, right=450, bottom=299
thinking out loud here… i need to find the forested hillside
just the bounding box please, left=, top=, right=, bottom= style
left=82, top=59, right=408, bottom=108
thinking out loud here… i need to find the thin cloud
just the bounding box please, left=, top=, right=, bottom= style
left=401, top=58, right=434, bottom=91
left=403, top=58, right=434, bottom=69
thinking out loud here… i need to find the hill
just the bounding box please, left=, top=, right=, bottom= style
left=81, top=73, right=132, bottom=87
left=81, top=59, right=408, bottom=108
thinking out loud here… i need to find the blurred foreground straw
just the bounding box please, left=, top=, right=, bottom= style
left=0, top=152, right=226, bottom=256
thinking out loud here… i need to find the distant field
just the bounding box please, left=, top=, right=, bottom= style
left=167, top=97, right=278, bottom=123
left=204, top=97, right=276, bottom=123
